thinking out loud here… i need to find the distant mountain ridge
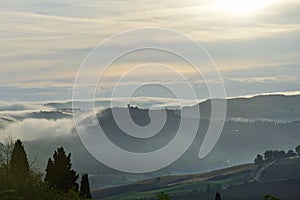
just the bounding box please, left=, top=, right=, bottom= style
left=0, top=94, right=299, bottom=189
left=46, top=94, right=300, bottom=121
left=183, top=94, right=300, bottom=121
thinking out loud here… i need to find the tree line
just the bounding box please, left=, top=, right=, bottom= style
left=156, top=190, right=280, bottom=200
left=254, top=145, right=300, bottom=165
left=0, top=138, right=92, bottom=200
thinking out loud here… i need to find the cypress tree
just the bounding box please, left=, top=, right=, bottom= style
left=9, top=140, right=30, bottom=176
left=80, top=173, right=92, bottom=199
left=215, top=192, right=221, bottom=200
left=45, top=147, right=79, bottom=192
left=295, top=145, right=300, bottom=155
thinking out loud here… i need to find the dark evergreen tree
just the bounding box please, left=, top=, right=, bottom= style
left=295, top=145, right=300, bottom=155
left=80, top=173, right=92, bottom=199
left=264, top=194, right=280, bottom=200
left=286, top=149, right=297, bottom=157
left=254, top=154, right=264, bottom=165
left=158, top=192, right=170, bottom=200
left=215, top=192, right=221, bottom=200
left=9, top=139, right=30, bottom=176
left=206, top=184, right=211, bottom=192
left=264, top=150, right=274, bottom=162
left=45, top=147, right=79, bottom=192
left=273, top=150, right=286, bottom=159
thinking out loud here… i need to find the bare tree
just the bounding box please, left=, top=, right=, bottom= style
left=28, top=150, right=40, bottom=173
left=0, top=136, right=15, bottom=167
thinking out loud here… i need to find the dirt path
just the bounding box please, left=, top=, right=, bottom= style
left=253, top=160, right=277, bottom=182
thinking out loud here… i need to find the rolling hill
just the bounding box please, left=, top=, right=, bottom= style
left=1, top=94, right=299, bottom=190
left=92, top=157, right=300, bottom=200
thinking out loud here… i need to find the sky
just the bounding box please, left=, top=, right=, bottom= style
left=0, top=0, right=300, bottom=102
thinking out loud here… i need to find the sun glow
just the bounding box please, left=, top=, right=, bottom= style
left=211, top=0, right=277, bottom=16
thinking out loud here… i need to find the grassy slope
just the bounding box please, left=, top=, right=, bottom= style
left=172, top=178, right=300, bottom=200
left=260, top=157, right=300, bottom=181
left=174, top=157, right=300, bottom=200
left=92, top=163, right=256, bottom=200
left=93, top=157, right=300, bottom=200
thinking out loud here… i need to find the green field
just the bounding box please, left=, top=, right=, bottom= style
left=93, top=157, right=300, bottom=200
left=103, top=172, right=252, bottom=200
left=94, top=164, right=256, bottom=200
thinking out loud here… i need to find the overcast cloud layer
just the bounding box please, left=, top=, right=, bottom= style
left=0, top=0, right=299, bottom=101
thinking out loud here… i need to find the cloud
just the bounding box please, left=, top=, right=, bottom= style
left=0, top=86, right=74, bottom=102
left=1, top=90, right=300, bottom=142
left=0, top=118, right=74, bottom=142
left=259, top=1, right=300, bottom=25
left=0, top=0, right=300, bottom=102
left=0, top=101, right=48, bottom=111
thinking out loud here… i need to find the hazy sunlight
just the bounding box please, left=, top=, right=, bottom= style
left=211, top=0, right=278, bottom=16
